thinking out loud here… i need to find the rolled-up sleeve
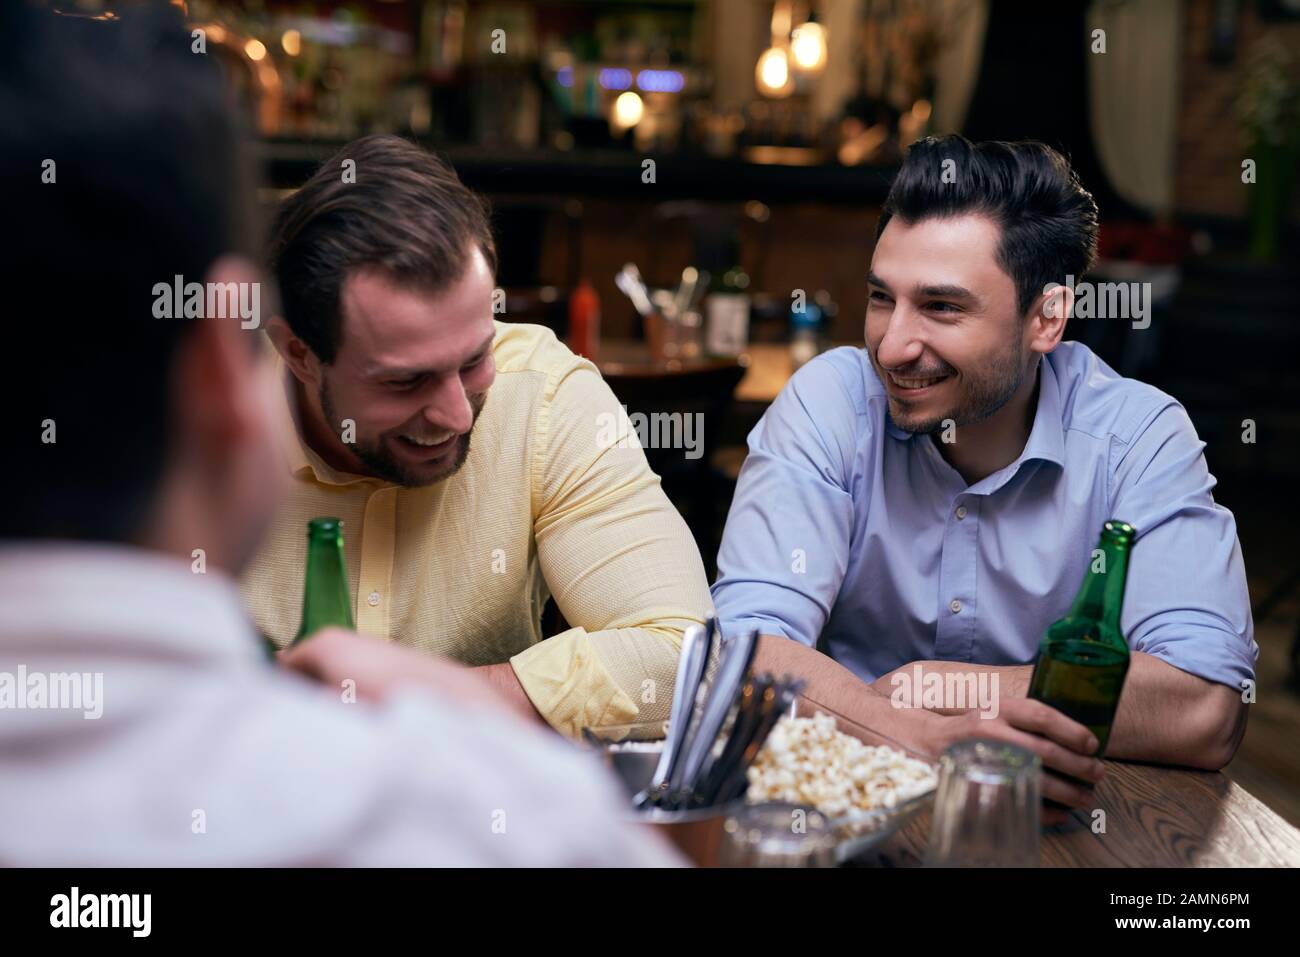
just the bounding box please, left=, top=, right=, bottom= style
left=1111, top=402, right=1257, bottom=691
left=510, top=362, right=713, bottom=738
left=710, top=356, right=859, bottom=648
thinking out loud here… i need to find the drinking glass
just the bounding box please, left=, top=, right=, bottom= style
left=720, top=801, right=837, bottom=867
left=924, top=739, right=1040, bottom=867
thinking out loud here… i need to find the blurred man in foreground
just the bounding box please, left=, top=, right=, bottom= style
left=0, top=4, right=677, bottom=867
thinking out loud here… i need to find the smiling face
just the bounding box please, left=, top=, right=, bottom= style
left=866, top=213, right=1034, bottom=435
left=310, top=247, right=497, bottom=487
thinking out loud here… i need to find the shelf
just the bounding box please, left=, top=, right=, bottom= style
left=254, top=139, right=898, bottom=204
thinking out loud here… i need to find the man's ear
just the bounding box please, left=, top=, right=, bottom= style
left=171, top=256, right=265, bottom=465
left=1027, top=283, right=1072, bottom=356
left=265, top=313, right=321, bottom=387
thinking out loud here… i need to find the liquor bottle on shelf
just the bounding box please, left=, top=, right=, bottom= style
left=705, top=250, right=750, bottom=359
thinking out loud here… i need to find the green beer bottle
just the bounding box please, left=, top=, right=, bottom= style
left=291, top=517, right=354, bottom=646
left=1027, top=519, right=1136, bottom=756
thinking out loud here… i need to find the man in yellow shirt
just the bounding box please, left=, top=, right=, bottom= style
left=242, top=135, right=712, bottom=739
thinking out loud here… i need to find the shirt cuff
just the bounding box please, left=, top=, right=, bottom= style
left=510, top=627, right=640, bottom=739
left=1133, top=618, right=1258, bottom=693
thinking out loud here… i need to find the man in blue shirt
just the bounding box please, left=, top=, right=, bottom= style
left=713, top=137, right=1254, bottom=812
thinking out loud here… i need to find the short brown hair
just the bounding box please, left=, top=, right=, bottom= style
left=268, top=134, right=496, bottom=362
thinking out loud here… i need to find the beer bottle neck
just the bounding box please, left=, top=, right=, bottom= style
left=298, top=527, right=353, bottom=637
left=1068, top=536, right=1130, bottom=634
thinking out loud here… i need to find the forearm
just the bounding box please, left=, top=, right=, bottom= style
left=1103, top=653, right=1247, bottom=769
left=477, top=662, right=545, bottom=722
left=872, top=653, right=1247, bottom=768
left=752, top=634, right=946, bottom=755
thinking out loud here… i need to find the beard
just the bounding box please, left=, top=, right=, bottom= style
left=874, top=341, right=1027, bottom=435
left=320, top=378, right=485, bottom=488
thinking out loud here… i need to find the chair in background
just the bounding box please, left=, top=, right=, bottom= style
left=1151, top=255, right=1300, bottom=688
left=601, top=359, right=747, bottom=579
left=490, top=195, right=583, bottom=337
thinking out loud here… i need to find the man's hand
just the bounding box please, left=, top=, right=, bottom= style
left=750, top=637, right=1108, bottom=824
left=919, top=696, right=1105, bottom=826
left=278, top=628, right=540, bottom=725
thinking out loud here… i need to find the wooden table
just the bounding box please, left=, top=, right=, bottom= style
left=733, top=343, right=795, bottom=404
left=862, top=759, right=1300, bottom=867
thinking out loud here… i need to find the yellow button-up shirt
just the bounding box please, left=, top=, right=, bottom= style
left=241, top=321, right=713, bottom=738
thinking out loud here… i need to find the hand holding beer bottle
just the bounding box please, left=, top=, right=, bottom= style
left=1028, top=520, right=1135, bottom=755
left=1027, top=519, right=1136, bottom=814
left=917, top=521, right=1134, bottom=825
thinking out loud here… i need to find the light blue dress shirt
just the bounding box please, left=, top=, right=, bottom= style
left=711, top=341, right=1256, bottom=691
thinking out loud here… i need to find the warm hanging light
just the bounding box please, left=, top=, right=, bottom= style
left=791, top=20, right=827, bottom=73
left=756, top=46, right=793, bottom=98
left=612, top=90, right=645, bottom=129
left=281, top=29, right=302, bottom=57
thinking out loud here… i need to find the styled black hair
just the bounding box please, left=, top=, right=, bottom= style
left=876, top=135, right=1100, bottom=316
left=1, top=2, right=256, bottom=542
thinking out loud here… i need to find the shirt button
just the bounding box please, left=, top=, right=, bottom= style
left=367, top=591, right=381, bottom=607
left=955, top=505, right=968, bottom=520
left=949, top=599, right=962, bottom=614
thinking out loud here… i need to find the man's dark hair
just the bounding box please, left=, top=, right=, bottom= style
left=268, top=135, right=497, bottom=363
left=876, top=135, right=1099, bottom=316
left=2, top=3, right=256, bottom=542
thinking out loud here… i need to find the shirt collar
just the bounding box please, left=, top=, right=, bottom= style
left=883, top=355, right=1066, bottom=469
left=1019, top=355, right=1066, bottom=469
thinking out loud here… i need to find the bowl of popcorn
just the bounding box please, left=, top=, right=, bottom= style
left=745, top=698, right=939, bottom=862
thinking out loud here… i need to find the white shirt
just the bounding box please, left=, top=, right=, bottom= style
left=0, top=544, right=682, bottom=866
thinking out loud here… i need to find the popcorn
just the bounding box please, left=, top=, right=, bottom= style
left=746, top=712, right=937, bottom=818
